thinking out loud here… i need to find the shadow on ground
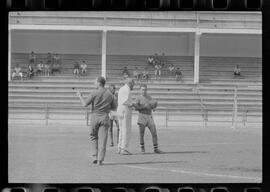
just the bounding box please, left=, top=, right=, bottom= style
left=103, top=160, right=186, bottom=166
left=131, top=150, right=208, bottom=155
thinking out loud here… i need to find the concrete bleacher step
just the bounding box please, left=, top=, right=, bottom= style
left=9, top=53, right=262, bottom=123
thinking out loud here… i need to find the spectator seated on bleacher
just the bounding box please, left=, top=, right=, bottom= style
left=51, top=63, right=61, bottom=75
left=44, top=63, right=51, bottom=77
left=51, top=53, right=61, bottom=75
left=27, top=64, right=34, bottom=79
left=141, top=67, right=149, bottom=82
left=147, top=55, right=155, bottom=67
left=160, top=52, right=166, bottom=68
left=122, top=66, right=130, bottom=79
left=154, top=63, right=162, bottom=80
left=36, top=61, right=44, bottom=75
left=47, top=52, right=52, bottom=65
left=168, top=64, right=175, bottom=75
left=53, top=53, right=61, bottom=65
left=74, top=62, right=80, bottom=78
left=133, top=67, right=142, bottom=82
left=80, top=60, right=87, bottom=76
left=175, top=67, right=182, bottom=82
left=11, top=64, right=23, bottom=80
left=29, top=51, right=36, bottom=65
left=233, top=65, right=242, bottom=78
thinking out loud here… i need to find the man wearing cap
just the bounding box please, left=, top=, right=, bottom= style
left=117, top=78, right=135, bottom=155
left=77, top=76, right=116, bottom=165
left=134, top=84, right=163, bottom=154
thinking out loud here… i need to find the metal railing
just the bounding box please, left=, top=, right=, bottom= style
left=164, top=85, right=261, bottom=128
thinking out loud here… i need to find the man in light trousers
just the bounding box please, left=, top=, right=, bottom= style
left=117, top=78, right=135, bottom=155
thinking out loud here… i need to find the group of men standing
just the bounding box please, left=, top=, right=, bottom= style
left=77, top=77, right=162, bottom=165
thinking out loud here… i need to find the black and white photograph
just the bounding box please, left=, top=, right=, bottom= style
left=8, top=11, right=262, bottom=184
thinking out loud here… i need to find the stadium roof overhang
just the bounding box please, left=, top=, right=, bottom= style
left=9, top=24, right=262, bottom=35
left=9, top=11, right=262, bottom=35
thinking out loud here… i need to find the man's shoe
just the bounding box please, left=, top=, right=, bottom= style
left=92, top=160, right=98, bottom=164
left=120, top=149, right=132, bottom=155
left=110, top=143, right=114, bottom=147
left=117, top=147, right=122, bottom=154
left=154, top=149, right=163, bottom=154
left=97, top=160, right=103, bottom=165
left=141, top=147, right=145, bottom=153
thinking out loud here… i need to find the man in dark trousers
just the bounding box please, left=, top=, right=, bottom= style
left=134, top=84, right=163, bottom=154
left=77, top=76, right=116, bottom=165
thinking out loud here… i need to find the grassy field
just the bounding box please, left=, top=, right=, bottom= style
left=8, top=121, right=262, bottom=184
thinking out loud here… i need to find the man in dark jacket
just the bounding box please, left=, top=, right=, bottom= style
left=77, top=76, right=116, bottom=165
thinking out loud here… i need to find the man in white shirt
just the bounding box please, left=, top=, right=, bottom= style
left=80, top=60, right=87, bottom=75
left=117, top=78, right=135, bottom=155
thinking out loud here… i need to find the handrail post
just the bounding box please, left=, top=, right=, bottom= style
left=165, top=110, right=168, bottom=129
left=203, top=107, right=208, bottom=128
left=232, top=86, right=238, bottom=128
left=242, top=109, right=247, bottom=128
left=86, top=108, right=89, bottom=126
left=45, top=104, right=49, bottom=126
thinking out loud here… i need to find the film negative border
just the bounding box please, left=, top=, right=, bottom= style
left=2, top=0, right=267, bottom=191
left=0, top=185, right=264, bottom=192
left=6, top=0, right=263, bottom=11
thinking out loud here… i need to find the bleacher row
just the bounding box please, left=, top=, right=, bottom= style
left=9, top=53, right=262, bottom=126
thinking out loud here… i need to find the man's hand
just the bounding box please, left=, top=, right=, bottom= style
left=144, top=103, right=152, bottom=109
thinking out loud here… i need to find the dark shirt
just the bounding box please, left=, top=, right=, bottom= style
left=74, top=63, right=80, bottom=69
left=85, top=87, right=116, bottom=115
left=134, top=95, right=157, bottom=115
left=175, top=70, right=182, bottom=75
left=113, top=92, right=118, bottom=108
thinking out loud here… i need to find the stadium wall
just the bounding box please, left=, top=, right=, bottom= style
left=11, top=30, right=261, bottom=58
left=11, top=30, right=102, bottom=54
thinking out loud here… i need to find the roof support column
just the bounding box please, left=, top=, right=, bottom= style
left=101, top=30, right=107, bottom=79
left=8, top=28, right=11, bottom=82
left=194, top=31, right=201, bottom=84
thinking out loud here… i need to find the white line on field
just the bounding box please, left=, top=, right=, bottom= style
left=106, top=143, right=259, bottom=151
left=161, top=142, right=260, bottom=146
left=120, top=164, right=261, bottom=182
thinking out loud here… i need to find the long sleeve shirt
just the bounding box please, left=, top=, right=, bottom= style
left=84, top=87, right=116, bottom=115
left=118, top=84, right=132, bottom=107
left=134, top=95, right=157, bottom=115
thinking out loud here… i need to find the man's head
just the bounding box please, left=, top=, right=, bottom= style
left=109, top=84, right=116, bottom=95
left=125, top=78, right=135, bottom=90
left=140, top=84, right=147, bottom=96
left=15, top=63, right=19, bottom=67
left=95, top=76, right=106, bottom=89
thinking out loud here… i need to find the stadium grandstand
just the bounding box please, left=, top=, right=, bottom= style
left=8, top=11, right=262, bottom=128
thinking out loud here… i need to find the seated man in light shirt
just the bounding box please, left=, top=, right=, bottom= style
left=117, top=78, right=136, bottom=155
left=233, top=65, right=242, bottom=78
left=12, top=64, right=23, bottom=80
left=80, top=60, right=88, bottom=75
